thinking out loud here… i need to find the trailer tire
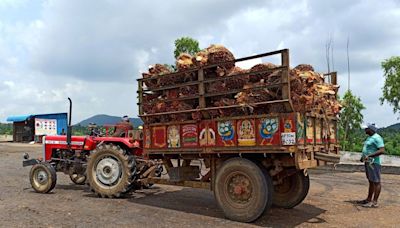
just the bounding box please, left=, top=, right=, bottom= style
left=87, top=144, right=135, bottom=198
left=272, top=171, right=310, bottom=209
left=214, top=158, right=272, bottom=222
left=29, top=163, right=57, bottom=193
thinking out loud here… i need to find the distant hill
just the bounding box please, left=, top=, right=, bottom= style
left=385, top=123, right=400, bottom=131
left=77, top=114, right=143, bottom=127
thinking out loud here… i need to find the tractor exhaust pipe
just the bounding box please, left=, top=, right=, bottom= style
left=67, top=97, right=72, bottom=147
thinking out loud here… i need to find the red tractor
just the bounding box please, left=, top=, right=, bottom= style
left=23, top=98, right=161, bottom=196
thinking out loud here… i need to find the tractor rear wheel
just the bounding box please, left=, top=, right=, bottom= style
left=214, top=158, right=273, bottom=222
left=29, top=163, right=57, bottom=193
left=87, top=144, right=135, bottom=198
left=272, top=170, right=310, bottom=208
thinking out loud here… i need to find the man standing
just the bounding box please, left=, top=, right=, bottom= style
left=358, top=123, right=385, bottom=208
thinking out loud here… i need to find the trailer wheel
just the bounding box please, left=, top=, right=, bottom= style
left=272, top=171, right=310, bottom=209
left=87, top=144, right=135, bottom=198
left=214, top=158, right=272, bottom=222
left=69, top=173, right=86, bottom=185
left=29, top=163, right=57, bottom=193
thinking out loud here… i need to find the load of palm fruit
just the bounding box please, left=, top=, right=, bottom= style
left=141, top=64, right=172, bottom=89
left=140, top=45, right=341, bottom=123
left=193, top=44, right=235, bottom=77
left=289, top=64, right=341, bottom=115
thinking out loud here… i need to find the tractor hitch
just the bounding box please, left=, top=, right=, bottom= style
left=22, top=153, right=40, bottom=167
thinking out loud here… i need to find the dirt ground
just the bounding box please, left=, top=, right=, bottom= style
left=0, top=143, right=399, bottom=228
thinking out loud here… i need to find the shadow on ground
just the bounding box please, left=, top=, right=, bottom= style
left=56, top=183, right=327, bottom=226
left=123, top=186, right=327, bottom=227
left=56, top=184, right=89, bottom=191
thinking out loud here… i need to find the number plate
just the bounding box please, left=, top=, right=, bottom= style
left=281, top=132, right=296, bottom=145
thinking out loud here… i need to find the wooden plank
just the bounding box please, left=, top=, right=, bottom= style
left=138, top=80, right=143, bottom=115
left=297, top=159, right=318, bottom=170
left=198, top=68, right=210, bottom=119
left=331, top=72, right=337, bottom=85
left=148, top=178, right=211, bottom=189
left=280, top=49, right=293, bottom=112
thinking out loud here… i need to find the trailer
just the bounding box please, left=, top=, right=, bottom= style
left=136, top=49, right=340, bottom=222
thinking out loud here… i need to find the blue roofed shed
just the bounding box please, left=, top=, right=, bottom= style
left=6, top=113, right=68, bottom=142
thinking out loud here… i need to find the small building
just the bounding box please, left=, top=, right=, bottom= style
left=6, top=113, right=68, bottom=142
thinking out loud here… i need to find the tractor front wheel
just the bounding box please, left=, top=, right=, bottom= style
left=87, top=144, right=135, bottom=198
left=29, top=163, right=57, bottom=193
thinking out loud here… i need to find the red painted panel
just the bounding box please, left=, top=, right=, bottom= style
left=237, top=119, right=256, bottom=146
left=152, top=126, right=166, bottom=148
left=257, top=117, right=280, bottom=146
left=181, top=124, right=198, bottom=147
left=216, top=120, right=236, bottom=147
left=199, top=121, right=216, bottom=147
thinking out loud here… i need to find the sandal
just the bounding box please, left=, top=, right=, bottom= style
left=362, top=201, right=378, bottom=208
left=356, top=199, right=369, bottom=204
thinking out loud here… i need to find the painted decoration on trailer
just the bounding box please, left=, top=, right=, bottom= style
left=258, top=117, right=279, bottom=145
left=322, top=121, right=328, bottom=143
left=182, top=124, right=198, bottom=147
left=237, top=119, right=256, bottom=146
left=315, top=120, right=322, bottom=144
left=152, top=126, right=166, bottom=148
left=306, top=117, right=314, bottom=144
left=217, top=120, right=236, bottom=146
left=329, top=121, right=336, bottom=143
left=199, top=121, right=216, bottom=146
left=167, top=125, right=180, bottom=148
left=144, top=128, right=151, bottom=148
left=296, top=113, right=305, bottom=144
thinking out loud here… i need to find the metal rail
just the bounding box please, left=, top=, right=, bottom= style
left=137, top=49, right=290, bottom=82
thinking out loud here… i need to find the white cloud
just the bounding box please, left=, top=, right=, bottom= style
left=0, top=0, right=27, bottom=8
left=0, top=0, right=399, bottom=127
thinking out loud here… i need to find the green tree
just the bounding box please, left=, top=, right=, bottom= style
left=339, top=90, right=366, bottom=151
left=380, top=56, right=400, bottom=115
left=174, top=37, right=200, bottom=58
left=0, top=123, right=13, bottom=135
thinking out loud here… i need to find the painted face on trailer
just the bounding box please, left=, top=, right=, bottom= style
left=260, top=118, right=278, bottom=138
left=218, top=121, right=234, bottom=140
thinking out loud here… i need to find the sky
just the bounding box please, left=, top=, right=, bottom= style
left=0, top=0, right=399, bottom=126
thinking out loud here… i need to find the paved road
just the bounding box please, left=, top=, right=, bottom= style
left=0, top=143, right=399, bottom=227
